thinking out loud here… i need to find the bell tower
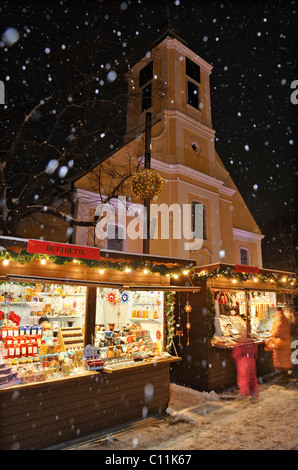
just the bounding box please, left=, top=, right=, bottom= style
left=124, top=16, right=215, bottom=175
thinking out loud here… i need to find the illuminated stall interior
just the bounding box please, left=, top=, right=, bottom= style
left=211, top=288, right=277, bottom=348
left=0, top=279, right=170, bottom=385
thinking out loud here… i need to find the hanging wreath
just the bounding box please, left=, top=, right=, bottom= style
left=106, top=291, right=117, bottom=305
left=131, top=169, right=164, bottom=199
left=121, top=292, right=129, bottom=303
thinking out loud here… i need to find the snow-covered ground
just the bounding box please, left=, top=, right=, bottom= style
left=65, top=376, right=298, bottom=451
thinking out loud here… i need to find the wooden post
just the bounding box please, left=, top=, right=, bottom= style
left=143, top=112, right=151, bottom=254
left=84, top=286, right=97, bottom=346
left=245, top=290, right=251, bottom=336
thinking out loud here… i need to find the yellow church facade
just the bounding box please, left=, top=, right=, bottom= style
left=74, top=33, right=264, bottom=268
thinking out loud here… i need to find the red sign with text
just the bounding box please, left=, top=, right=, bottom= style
left=235, top=265, right=260, bottom=274
left=27, top=239, right=100, bottom=260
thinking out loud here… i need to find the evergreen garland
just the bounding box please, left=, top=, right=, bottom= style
left=0, top=248, right=193, bottom=278
left=193, top=266, right=297, bottom=289
left=164, top=291, right=176, bottom=353
left=207, top=288, right=216, bottom=342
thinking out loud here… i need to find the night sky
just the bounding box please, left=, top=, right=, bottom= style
left=0, top=0, right=297, bottom=268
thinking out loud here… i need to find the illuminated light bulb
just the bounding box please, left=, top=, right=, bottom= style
left=143, top=269, right=149, bottom=274
left=270, top=279, right=274, bottom=283
left=99, top=269, right=105, bottom=274
left=282, top=277, right=287, bottom=283
left=73, top=259, right=78, bottom=263
left=40, top=259, right=46, bottom=265
left=173, top=274, right=179, bottom=279
left=183, top=270, right=189, bottom=275
left=232, top=279, right=237, bottom=284
left=125, top=267, right=131, bottom=273
left=3, top=259, right=9, bottom=266
left=253, top=277, right=258, bottom=282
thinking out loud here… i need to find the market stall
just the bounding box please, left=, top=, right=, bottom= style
left=0, top=236, right=197, bottom=450
left=170, top=263, right=297, bottom=392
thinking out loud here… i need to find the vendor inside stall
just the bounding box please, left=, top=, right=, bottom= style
left=211, top=288, right=276, bottom=348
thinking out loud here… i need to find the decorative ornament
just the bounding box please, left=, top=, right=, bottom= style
left=131, top=169, right=164, bottom=200
left=185, top=303, right=192, bottom=313
left=106, top=291, right=117, bottom=305
left=121, top=292, right=129, bottom=303
left=117, top=310, right=121, bottom=328
left=7, top=311, right=21, bottom=326
left=175, top=293, right=183, bottom=346
left=156, top=330, right=162, bottom=341
left=185, top=293, right=192, bottom=346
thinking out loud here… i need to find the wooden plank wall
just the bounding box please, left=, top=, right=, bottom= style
left=170, top=284, right=209, bottom=391
left=0, top=363, right=170, bottom=450
left=207, top=346, right=237, bottom=391
left=207, top=345, right=274, bottom=392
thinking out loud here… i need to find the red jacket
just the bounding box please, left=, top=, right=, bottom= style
left=232, top=339, right=259, bottom=397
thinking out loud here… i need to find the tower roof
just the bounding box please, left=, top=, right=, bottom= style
left=149, top=5, right=188, bottom=51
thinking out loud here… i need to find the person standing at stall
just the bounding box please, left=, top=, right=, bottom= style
left=270, top=307, right=293, bottom=385
left=232, top=335, right=259, bottom=400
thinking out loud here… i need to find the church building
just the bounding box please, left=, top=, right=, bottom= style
left=73, top=27, right=264, bottom=268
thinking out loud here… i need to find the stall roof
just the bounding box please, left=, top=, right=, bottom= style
left=194, top=262, right=297, bottom=294
left=194, top=262, right=296, bottom=277
left=0, top=235, right=196, bottom=268
left=2, top=274, right=200, bottom=292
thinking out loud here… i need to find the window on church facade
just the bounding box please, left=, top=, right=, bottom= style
left=191, top=201, right=207, bottom=240
left=240, top=247, right=249, bottom=265
left=139, top=61, right=153, bottom=112
left=107, top=224, right=125, bottom=251
left=186, top=57, right=201, bottom=110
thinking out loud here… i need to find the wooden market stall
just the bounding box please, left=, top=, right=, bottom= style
left=0, top=236, right=198, bottom=450
left=170, top=263, right=298, bottom=392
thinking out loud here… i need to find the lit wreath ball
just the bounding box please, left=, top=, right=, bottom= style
left=131, top=169, right=164, bottom=199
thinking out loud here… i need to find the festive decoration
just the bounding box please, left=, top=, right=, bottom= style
left=0, top=248, right=194, bottom=279
left=193, top=266, right=297, bottom=289
left=175, top=293, right=183, bottom=346
left=185, top=294, right=192, bottom=346
left=207, top=288, right=216, bottom=341
left=131, top=169, right=164, bottom=199
left=121, top=292, right=129, bottom=303
left=106, top=291, right=117, bottom=305
left=7, top=311, right=21, bottom=326
left=165, top=291, right=176, bottom=353
left=156, top=330, right=162, bottom=341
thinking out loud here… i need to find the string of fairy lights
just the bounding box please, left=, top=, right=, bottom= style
left=131, top=168, right=164, bottom=200
left=0, top=248, right=297, bottom=289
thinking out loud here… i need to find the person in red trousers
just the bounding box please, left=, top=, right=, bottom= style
left=232, top=335, right=259, bottom=399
